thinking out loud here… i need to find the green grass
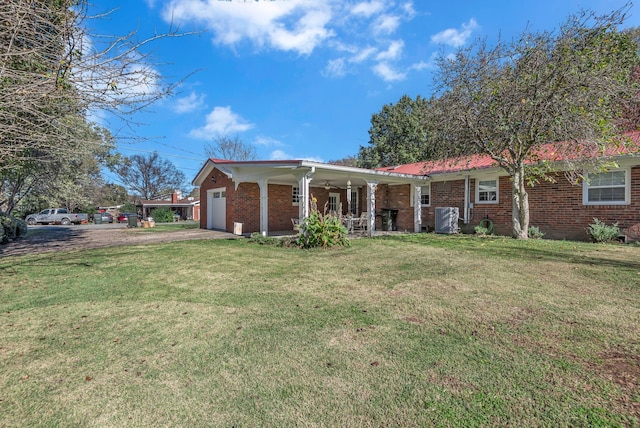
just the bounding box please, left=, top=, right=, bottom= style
left=0, top=234, right=638, bottom=427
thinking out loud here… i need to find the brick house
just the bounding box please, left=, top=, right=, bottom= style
left=191, top=159, right=429, bottom=236
left=192, top=134, right=639, bottom=240
left=138, top=192, right=200, bottom=221
left=379, top=133, right=640, bottom=240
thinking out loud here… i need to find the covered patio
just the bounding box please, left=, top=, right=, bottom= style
left=193, top=159, right=430, bottom=237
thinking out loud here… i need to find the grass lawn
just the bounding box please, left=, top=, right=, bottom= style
left=0, top=234, right=638, bottom=427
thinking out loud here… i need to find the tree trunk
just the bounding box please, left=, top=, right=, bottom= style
left=511, top=165, right=529, bottom=239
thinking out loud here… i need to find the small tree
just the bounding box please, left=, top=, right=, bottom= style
left=428, top=6, right=640, bottom=238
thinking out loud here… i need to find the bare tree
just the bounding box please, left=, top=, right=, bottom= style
left=428, top=6, right=640, bottom=238
left=0, top=0, right=192, bottom=211
left=204, top=135, right=257, bottom=161
left=113, top=152, right=186, bottom=200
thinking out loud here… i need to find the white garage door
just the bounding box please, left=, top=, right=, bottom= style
left=207, top=188, right=226, bottom=230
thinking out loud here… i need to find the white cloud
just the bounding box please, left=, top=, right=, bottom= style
left=401, top=2, right=416, bottom=19
left=323, top=58, right=347, bottom=78
left=253, top=135, right=284, bottom=147
left=431, top=18, right=479, bottom=48
left=351, top=1, right=385, bottom=18
left=372, top=62, right=406, bottom=82
left=190, top=106, right=254, bottom=139
left=372, top=14, right=401, bottom=35
left=409, top=60, right=430, bottom=71
left=351, top=46, right=377, bottom=63
left=164, top=0, right=334, bottom=55
left=269, top=149, right=293, bottom=160
left=375, top=40, right=404, bottom=61
left=173, top=91, right=205, bottom=114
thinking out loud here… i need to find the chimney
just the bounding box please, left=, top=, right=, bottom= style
left=172, top=192, right=178, bottom=204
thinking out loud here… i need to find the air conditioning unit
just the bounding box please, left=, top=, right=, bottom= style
left=435, top=207, right=459, bottom=234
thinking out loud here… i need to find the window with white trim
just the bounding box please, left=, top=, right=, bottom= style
left=476, top=178, right=498, bottom=204
left=583, top=169, right=630, bottom=205
left=420, top=184, right=430, bottom=206
left=349, top=188, right=359, bottom=215
left=292, top=186, right=300, bottom=205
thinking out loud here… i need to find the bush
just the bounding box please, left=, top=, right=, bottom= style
left=0, top=214, right=27, bottom=245
left=150, top=207, right=175, bottom=223
left=528, top=225, right=545, bottom=239
left=248, top=232, right=283, bottom=246
left=587, top=218, right=621, bottom=243
left=297, top=198, right=350, bottom=249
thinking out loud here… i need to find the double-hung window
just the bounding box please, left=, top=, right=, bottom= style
left=420, top=185, right=430, bottom=206
left=476, top=178, right=498, bottom=204
left=583, top=169, right=630, bottom=205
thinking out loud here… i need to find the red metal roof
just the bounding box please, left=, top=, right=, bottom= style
left=377, top=132, right=640, bottom=176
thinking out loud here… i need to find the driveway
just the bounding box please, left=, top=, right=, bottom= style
left=0, top=223, right=239, bottom=257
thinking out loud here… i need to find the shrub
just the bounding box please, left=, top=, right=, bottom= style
left=0, top=214, right=27, bottom=245
left=248, top=232, right=283, bottom=246
left=474, top=218, right=494, bottom=236
left=150, top=207, right=175, bottom=223
left=587, top=218, right=620, bottom=243
left=528, top=225, right=545, bottom=239
left=297, top=198, right=349, bottom=249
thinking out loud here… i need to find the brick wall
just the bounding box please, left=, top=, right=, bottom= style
left=417, top=166, right=640, bottom=240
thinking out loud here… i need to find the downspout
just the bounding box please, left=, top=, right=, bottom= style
left=464, top=175, right=470, bottom=224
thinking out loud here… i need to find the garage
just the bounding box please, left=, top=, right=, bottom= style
left=207, top=188, right=226, bottom=230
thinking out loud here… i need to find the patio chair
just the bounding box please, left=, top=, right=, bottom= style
left=291, top=218, right=301, bottom=230
left=352, top=212, right=368, bottom=234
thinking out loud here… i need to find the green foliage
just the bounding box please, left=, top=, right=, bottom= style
left=587, top=218, right=621, bottom=243
left=120, top=203, right=137, bottom=214
left=474, top=224, right=492, bottom=236
left=248, top=232, right=284, bottom=246
left=474, top=218, right=494, bottom=236
left=528, top=226, right=545, bottom=239
left=297, top=198, right=349, bottom=249
left=358, top=95, right=435, bottom=168
left=150, top=207, right=175, bottom=223
left=0, top=214, right=27, bottom=245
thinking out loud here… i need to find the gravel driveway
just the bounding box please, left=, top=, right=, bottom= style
left=0, top=223, right=239, bottom=257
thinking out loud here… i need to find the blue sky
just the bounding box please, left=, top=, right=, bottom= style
left=90, top=0, right=640, bottom=184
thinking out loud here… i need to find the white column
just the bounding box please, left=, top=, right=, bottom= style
left=258, top=178, right=269, bottom=236
left=296, top=172, right=314, bottom=220
left=414, top=184, right=422, bottom=233
left=366, top=181, right=377, bottom=237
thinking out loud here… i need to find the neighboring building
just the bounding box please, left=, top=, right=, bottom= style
left=192, top=134, right=640, bottom=241
left=138, top=192, right=200, bottom=221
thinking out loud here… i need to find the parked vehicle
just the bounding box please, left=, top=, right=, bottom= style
left=117, top=213, right=138, bottom=223
left=101, top=213, right=114, bottom=223
left=25, top=208, right=89, bottom=225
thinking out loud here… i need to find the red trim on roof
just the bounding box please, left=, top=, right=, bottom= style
left=377, top=132, right=640, bottom=176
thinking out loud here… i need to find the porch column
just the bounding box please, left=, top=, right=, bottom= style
left=414, top=184, right=422, bottom=233
left=365, top=181, right=377, bottom=237
left=258, top=178, right=269, bottom=236
left=296, top=169, right=314, bottom=220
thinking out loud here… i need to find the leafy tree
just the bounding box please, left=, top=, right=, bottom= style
left=328, top=155, right=358, bottom=167
left=204, top=136, right=257, bottom=161
left=428, top=6, right=640, bottom=239
left=358, top=95, right=438, bottom=168
left=113, top=152, right=187, bottom=200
